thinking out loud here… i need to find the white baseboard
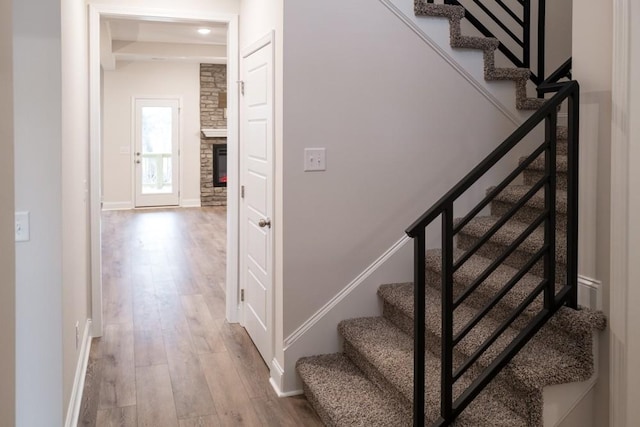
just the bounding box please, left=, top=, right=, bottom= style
left=181, top=198, right=202, bottom=208
left=64, top=319, right=92, bottom=427
left=270, top=358, right=303, bottom=397
left=102, top=201, right=133, bottom=210
left=279, top=235, right=413, bottom=393
left=578, top=275, right=602, bottom=311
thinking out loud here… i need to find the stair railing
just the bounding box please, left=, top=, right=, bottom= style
left=405, top=78, right=579, bottom=426
left=424, top=0, right=548, bottom=85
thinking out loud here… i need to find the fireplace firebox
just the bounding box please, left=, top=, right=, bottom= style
left=213, top=144, right=227, bottom=187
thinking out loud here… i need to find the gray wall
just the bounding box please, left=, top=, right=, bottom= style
left=0, top=0, right=15, bottom=424
left=13, top=0, right=64, bottom=424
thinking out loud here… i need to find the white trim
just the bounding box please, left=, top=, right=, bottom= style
left=610, top=0, right=630, bottom=425
left=89, top=4, right=241, bottom=335
left=101, top=201, right=134, bottom=211
left=269, top=358, right=303, bottom=397
left=378, top=0, right=522, bottom=126
left=269, top=379, right=303, bottom=398
left=577, top=275, right=602, bottom=311
left=225, top=16, right=240, bottom=324
left=284, top=235, right=411, bottom=349
left=89, top=5, right=103, bottom=337
left=180, top=198, right=201, bottom=208
left=63, top=319, right=92, bottom=427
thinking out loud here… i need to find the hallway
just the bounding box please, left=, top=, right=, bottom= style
left=78, top=208, right=322, bottom=426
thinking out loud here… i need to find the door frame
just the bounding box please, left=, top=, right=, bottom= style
left=239, top=31, right=276, bottom=364
left=131, top=96, right=182, bottom=208
left=88, top=4, right=241, bottom=336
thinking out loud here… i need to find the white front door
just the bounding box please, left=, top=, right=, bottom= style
left=240, top=34, right=274, bottom=364
left=134, top=98, right=180, bottom=207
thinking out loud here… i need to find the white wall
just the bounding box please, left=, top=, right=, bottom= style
left=13, top=0, right=64, bottom=424
left=102, top=61, right=202, bottom=207
left=545, top=0, right=573, bottom=76
left=280, top=0, right=538, bottom=391
left=61, top=0, right=91, bottom=414
left=571, top=1, right=613, bottom=424
left=626, top=2, right=640, bottom=421
left=0, top=0, right=15, bottom=424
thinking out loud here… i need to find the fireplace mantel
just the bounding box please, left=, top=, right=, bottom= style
left=201, top=128, right=227, bottom=138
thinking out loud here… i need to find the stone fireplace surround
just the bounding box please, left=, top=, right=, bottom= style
left=200, top=63, right=227, bottom=206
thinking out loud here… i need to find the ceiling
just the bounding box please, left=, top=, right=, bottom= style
left=107, top=19, right=228, bottom=45
left=101, top=18, right=228, bottom=68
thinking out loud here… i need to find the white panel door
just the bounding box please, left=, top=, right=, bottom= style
left=241, top=35, right=273, bottom=364
left=134, top=98, right=180, bottom=207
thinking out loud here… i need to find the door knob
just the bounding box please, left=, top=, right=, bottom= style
left=258, top=218, right=271, bottom=228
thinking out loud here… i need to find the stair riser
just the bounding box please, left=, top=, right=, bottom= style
left=381, top=302, right=534, bottom=421
left=523, top=170, right=568, bottom=191
left=425, top=268, right=580, bottom=356
left=490, top=201, right=567, bottom=231
left=455, top=235, right=568, bottom=285
left=300, top=382, right=337, bottom=427
left=342, top=341, right=415, bottom=416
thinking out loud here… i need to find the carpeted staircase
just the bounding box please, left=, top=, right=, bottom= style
left=296, top=3, right=606, bottom=426
left=296, top=125, right=605, bottom=426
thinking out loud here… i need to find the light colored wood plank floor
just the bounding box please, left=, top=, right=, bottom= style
left=79, top=207, right=323, bottom=427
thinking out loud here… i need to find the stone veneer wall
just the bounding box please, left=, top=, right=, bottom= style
left=200, top=63, right=227, bottom=206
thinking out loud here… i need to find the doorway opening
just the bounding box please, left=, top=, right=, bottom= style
left=89, top=6, right=241, bottom=337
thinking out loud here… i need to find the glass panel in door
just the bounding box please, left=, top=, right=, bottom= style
left=134, top=98, right=180, bottom=207
left=141, top=106, right=173, bottom=194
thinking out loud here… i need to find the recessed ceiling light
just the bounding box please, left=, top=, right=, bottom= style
left=197, top=28, right=211, bottom=35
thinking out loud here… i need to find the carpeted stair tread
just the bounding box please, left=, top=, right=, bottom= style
left=338, top=317, right=528, bottom=427
left=296, top=353, right=411, bottom=427
left=424, top=248, right=605, bottom=336
left=452, top=35, right=500, bottom=51
left=490, top=184, right=568, bottom=215
left=456, top=215, right=567, bottom=265
left=412, top=0, right=542, bottom=110
left=414, top=2, right=465, bottom=19
left=486, top=67, right=531, bottom=81
left=378, top=283, right=601, bottom=395
left=557, top=126, right=568, bottom=140
left=517, top=97, right=547, bottom=111
left=523, top=154, right=568, bottom=173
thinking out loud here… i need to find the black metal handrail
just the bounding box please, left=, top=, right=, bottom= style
left=405, top=79, right=579, bottom=426
left=425, top=0, right=549, bottom=85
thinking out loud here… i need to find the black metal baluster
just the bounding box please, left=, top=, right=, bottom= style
left=523, top=0, right=531, bottom=70
left=537, top=0, right=547, bottom=88
left=441, top=206, right=454, bottom=422
left=566, top=87, right=580, bottom=309
left=544, top=112, right=557, bottom=310
left=414, top=227, right=426, bottom=427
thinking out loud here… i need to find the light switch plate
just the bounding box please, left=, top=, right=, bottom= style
left=304, top=148, right=326, bottom=171
left=15, top=211, right=30, bottom=242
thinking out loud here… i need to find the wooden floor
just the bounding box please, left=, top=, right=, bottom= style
left=79, top=207, right=323, bottom=427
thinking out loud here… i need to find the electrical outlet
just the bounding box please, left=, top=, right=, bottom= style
left=15, top=211, right=30, bottom=242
